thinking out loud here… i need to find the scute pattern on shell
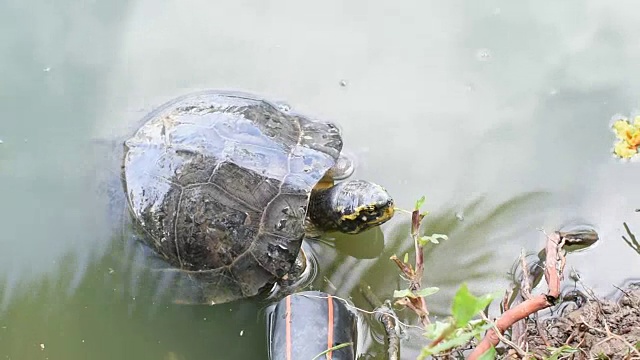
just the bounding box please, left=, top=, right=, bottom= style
left=122, top=91, right=342, bottom=303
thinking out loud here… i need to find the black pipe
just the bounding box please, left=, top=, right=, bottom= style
left=266, top=291, right=357, bottom=360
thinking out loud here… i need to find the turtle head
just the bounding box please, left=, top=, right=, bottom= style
left=308, top=180, right=394, bottom=234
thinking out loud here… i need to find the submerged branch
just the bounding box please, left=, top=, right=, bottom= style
left=359, top=284, right=401, bottom=360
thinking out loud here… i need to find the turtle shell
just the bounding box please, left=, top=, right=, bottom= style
left=122, top=90, right=342, bottom=304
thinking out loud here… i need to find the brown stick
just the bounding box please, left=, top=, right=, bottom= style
left=412, top=210, right=425, bottom=284
left=468, top=232, right=564, bottom=360
left=410, top=209, right=430, bottom=325
left=391, top=208, right=430, bottom=326
left=359, top=284, right=401, bottom=360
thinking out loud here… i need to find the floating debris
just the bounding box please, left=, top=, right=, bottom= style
left=39, top=343, right=45, bottom=350
left=239, top=330, right=244, bottom=336
left=275, top=102, right=291, bottom=112
left=475, top=48, right=492, bottom=61
left=43, top=67, right=51, bottom=72
left=339, top=80, right=347, bottom=87
left=612, top=116, right=640, bottom=159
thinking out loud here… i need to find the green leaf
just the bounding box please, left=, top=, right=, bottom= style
left=394, top=287, right=439, bottom=299
left=426, top=331, right=474, bottom=353
left=477, top=346, right=497, bottom=360
left=420, top=326, right=480, bottom=357
left=423, top=321, right=452, bottom=340
left=415, top=287, right=439, bottom=297
left=418, top=236, right=431, bottom=246
left=419, top=320, right=493, bottom=359
left=393, top=289, right=416, bottom=298
left=432, top=234, right=449, bottom=242
left=419, top=234, right=449, bottom=246
left=403, top=252, right=409, bottom=263
left=546, top=345, right=578, bottom=360
left=414, top=196, right=426, bottom=211
left=451, top=283, right=495, bottom=327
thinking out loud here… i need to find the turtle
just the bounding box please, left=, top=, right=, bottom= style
left=116, top=90, right=394, bottom=305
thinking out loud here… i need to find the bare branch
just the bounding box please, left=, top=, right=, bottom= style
left=469, top=232, right=565, bottom=359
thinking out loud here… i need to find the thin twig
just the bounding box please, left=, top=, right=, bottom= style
left=300, top=292, right=425, bottom=332
left=564, top=326, right=581, bottom=345
left=391, top=208, right=431, bottom=326
left=410, top=209, right=430, bottom=325
left=520, top=249, right=532, bottom=300
left=481, top=313, right=528, bottom=358
left=360, top=284, right=401, bottom=360
left=581, top=320, right=640, bottom=358
left=534, top=313, right=551, bottom=348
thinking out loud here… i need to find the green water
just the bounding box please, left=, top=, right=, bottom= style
left=2, top=1, right=640, bottom=359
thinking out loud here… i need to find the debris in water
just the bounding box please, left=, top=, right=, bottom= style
left=611, top=115, right=640, bottom=159
left=275, top=102, right=291, bottom=112
left=239, top=330, right=244, bottom=336
left=43, top=67, right=51, bottom=72
left=455, top=211, right=464, bottom=221
left=339, top=80, right=348, bottom=87
left=0, top=139, right=3, bottom=144
left=475, top=48, right=492, bottom=61
left=39, top=343, right=45, bottom=350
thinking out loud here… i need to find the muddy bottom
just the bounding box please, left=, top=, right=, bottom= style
left=524, top=283, right=640, bottom=359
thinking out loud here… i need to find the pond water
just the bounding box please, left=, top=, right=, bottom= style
left=2, top=1, right=640, bottom=359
